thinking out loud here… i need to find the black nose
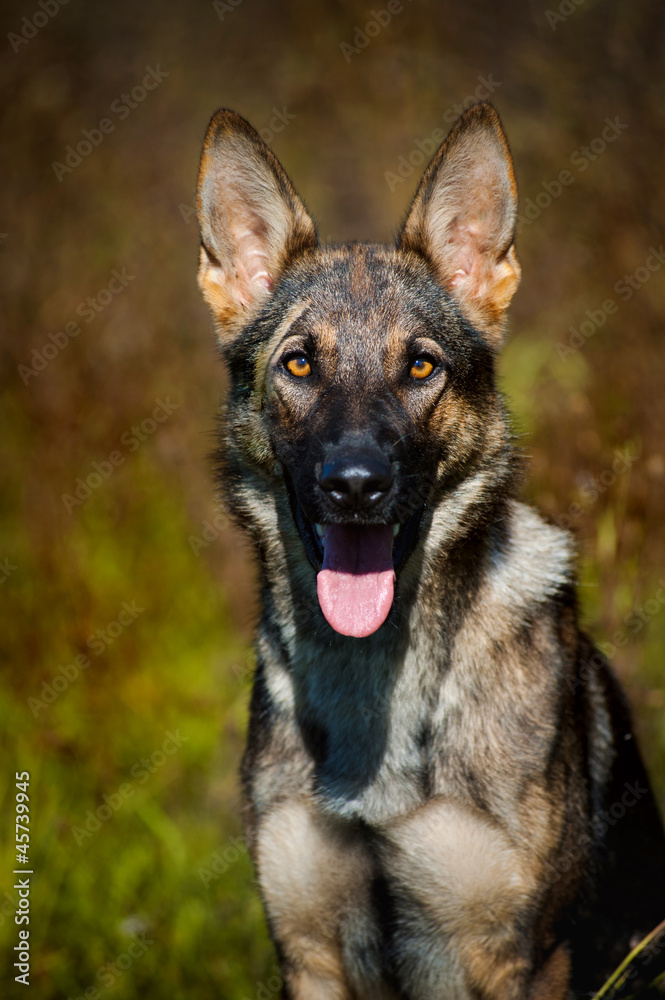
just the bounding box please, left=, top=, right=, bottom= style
left=319, top=454, right=393, bottom=509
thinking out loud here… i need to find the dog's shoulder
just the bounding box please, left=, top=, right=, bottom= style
left=484, top=499, right=575, bottom=622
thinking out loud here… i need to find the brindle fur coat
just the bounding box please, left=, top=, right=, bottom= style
left=195, top=103, right=665, bottom=999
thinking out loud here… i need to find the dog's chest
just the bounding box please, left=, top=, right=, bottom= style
left=264, top=622, right=560, bottom=832
left=279, top=634, right=451, bottom=824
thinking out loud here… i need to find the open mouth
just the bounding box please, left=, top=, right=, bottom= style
left=292, top=501, right=423, bottom=638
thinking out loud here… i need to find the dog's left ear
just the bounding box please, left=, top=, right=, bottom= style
left=196, top=109, right=317, bottom=339
left=397, top=103, right=520, bottom=346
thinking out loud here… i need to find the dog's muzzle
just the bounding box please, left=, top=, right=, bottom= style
left=310, top=448, right=395, bottom=638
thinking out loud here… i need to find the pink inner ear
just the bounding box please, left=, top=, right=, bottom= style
left=397, top=107, right=520, bottom=343
left=231, top=223, right=273, bottom=304
left=444, top=220, right=481, bottom=289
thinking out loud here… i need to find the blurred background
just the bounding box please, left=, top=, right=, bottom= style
left=1, top=1, right=664, bottom=997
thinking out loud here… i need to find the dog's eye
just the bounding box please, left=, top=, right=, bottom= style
left=285, top=354, right=312, bottom=378
left=409, top=357, right=435, bottom=380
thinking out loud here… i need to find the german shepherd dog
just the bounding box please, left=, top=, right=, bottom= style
left=195, top=103, right=665, bottom=999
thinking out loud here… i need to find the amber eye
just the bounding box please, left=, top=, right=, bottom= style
left=409, top=357, right=435, bottom=380
left=285, top=355, right=312, bottom=378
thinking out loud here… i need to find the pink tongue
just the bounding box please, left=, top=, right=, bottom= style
left=316, top=524, right=395, bottom=637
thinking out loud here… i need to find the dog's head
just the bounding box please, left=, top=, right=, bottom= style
left=196, top=104, right=520, bottom=638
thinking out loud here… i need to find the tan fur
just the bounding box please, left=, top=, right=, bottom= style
left=256, top=800, right=379, bottom=998
left=383, top=800, right=536, bottom=998
left=528, top=946, right=571, bottom=1000
left=253, top=299, right=313, bottom=405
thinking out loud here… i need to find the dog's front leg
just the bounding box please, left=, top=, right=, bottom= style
left=380, top=799, right=568, bottom=1000
left=255, top=798, right=386, bottom=1000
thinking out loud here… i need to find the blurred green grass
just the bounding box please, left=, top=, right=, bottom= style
left=0, top=457, right=272, bottom=998
left=1, top=1, right=665, bottom=997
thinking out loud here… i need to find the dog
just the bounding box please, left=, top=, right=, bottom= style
left=195, top=103, right=665, bottom=999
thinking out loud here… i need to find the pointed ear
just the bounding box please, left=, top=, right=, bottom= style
left=196, top=109, right=317, bottom=339
left=397, top=103, right=520, bottom=346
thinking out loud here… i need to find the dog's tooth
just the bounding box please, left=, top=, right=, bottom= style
left=315, top=524, right=325, bottom=542
left=393, top=524, right=400, bottom=536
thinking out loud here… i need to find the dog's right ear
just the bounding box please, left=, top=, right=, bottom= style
left=196, top=110, right=317, bottom=339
